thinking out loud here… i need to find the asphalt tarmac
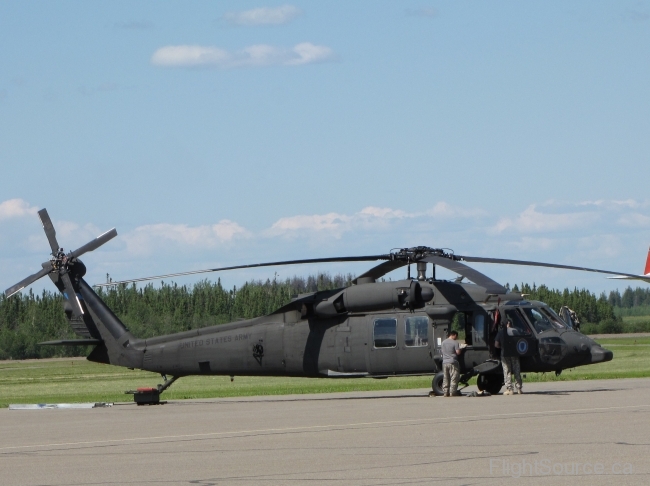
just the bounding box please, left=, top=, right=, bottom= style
left=1, top=378, right=649, bottom=486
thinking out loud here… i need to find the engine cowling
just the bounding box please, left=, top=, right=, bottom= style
left=313, top=280, right=434, bottom=317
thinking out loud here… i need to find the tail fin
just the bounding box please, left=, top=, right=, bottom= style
left=3, top=207, right=143, bottom=369
left=645, top=246, right=650, bottom=276
left=77, top=279, right=143, bottom=368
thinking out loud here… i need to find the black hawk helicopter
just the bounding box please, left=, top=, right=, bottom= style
left=9, top=209, right=645, bottom=404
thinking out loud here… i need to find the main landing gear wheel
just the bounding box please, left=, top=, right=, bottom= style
left=432, top=372, right=445, bottom=396
left=477, top=373, right=503, bottom=395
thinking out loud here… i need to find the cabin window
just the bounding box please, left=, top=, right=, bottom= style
left=472, top=314, right=487, bottom=347
left=374, top=318, right=397, bottom=348
left=405, top=316, right=428, bottom=347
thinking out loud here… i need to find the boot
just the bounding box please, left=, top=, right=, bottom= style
left=503, top=389, right=514, bottom=395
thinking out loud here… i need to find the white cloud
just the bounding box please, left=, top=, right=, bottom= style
left=124, top=221, right=249, bottom=255
left=5, top=199, right=650, bottom=294
left=617, top=213, right=650, bottom=227
left=56, top=221, right=101, bottom=240
left=358, top=206, right=411, bottom=219
left=151, top=46, right=229, bottom=67
left=286, top=43, right=335, bottom=65
left=507, top=236, right=558, bottom=252
left=427, top=201, right=487, bottom=219
left=493, top=205, right=598, bottom=234
left=578, top=199, right=645, bottom=209
left=575, top=234, right=623, bottom=260
left=0, top=199, right=38, bottom=220
left=151, top=42, right=334, bottom=68
left=223, top=5, right=301, bottom=26
left=266, top=203, right=490, bottom=239
left=24, top=220, right=104, bottom=253
left=268, top=212, right=350, bottom=236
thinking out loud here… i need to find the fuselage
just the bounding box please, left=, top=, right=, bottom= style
left=117, top=280, right=612, bottom=378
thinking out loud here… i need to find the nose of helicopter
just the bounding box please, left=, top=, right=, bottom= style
left=589, top=344, right=613, bottom=363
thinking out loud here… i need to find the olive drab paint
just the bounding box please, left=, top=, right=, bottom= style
left=5, top=210, right=628, bottom=401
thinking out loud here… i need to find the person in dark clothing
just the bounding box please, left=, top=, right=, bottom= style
left=495, top=319, right=523, bottom=395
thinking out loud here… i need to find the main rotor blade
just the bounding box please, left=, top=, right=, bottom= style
left=69, top=228, right=118, bottom=259
left=61, top=272, right=84, bottom=318
left=94, top=255, right=390, bottom=287
left=38, top=209, right=60, bottom=254
left=4, top=262, right=53, bottom=298
left=423, top=255, right=507, bottom=294
left=457, top=256, right=644, bottom=280
left=352, top=260, right=408, bottom=283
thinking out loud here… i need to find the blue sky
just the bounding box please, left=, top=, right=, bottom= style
left=1, top=1, right=649, bottom=296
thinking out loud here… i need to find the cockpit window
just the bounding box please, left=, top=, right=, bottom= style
left=539, top=307, right=566, bottom=329
left=504, top=309, right=532, bottom=336
left=521, top=307, right=555, bottom=333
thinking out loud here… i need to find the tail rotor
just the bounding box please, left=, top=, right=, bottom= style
left=4, top=209, right=117, bottom=319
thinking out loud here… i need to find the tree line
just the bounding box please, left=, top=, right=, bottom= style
left=0, top=276, right=648, bottom=360
left=511, top=283, right=616, bottom=324
left=607, top=287, right=650, bottom=308
left=0, top=274, right=351, bottom=360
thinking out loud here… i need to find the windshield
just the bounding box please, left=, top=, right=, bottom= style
left=540, top=307, right=566, bottom=329
left=521, top=307, right=556, bottom=333
left=504, top=309, right=532, bottom=335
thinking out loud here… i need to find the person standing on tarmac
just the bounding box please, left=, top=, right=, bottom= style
left=495, top=319, right=523, bottom=395
left=441, top=330, right=467, bottom=397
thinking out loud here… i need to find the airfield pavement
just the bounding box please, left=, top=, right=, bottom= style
left=1, top=379, right=650, bottom=486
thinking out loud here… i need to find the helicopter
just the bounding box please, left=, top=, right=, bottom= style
left=6, top=209, right=646, bottom=404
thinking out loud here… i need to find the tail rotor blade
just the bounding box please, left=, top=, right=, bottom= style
left=38, top=209, right=60, bottom=254
left=4, top=262, right=53, bottom=298
left=69, top=228, right=118, bottom=259
left=61, top=272, right=84, bottom=318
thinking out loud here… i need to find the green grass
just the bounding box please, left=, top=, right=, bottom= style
left=621, top=315, right=650, bottom=325
left=615, top=305, right=650, bottom=318
left=0, top=360, right=436, bottom=407
left=1, top=336, right=649, bottom=407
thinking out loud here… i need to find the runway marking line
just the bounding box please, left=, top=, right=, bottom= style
left=1, top=403, right=649, bottom=452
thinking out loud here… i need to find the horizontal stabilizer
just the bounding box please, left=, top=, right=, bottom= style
left=38, top=339, right=103, bottom=346
left=608, top=275, right=650, bottom=283
left=609, top=246, right=650, bottom=283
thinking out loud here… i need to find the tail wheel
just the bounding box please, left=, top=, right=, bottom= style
left=477, top=373, right=503, bottom=395
left=432, top=371, right=445, bottom=396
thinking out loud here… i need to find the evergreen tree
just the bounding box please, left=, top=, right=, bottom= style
left=0, top=275, right=634, bottom=359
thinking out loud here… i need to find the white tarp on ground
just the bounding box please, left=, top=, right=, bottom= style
left=9, top=403, right=113, bottom=410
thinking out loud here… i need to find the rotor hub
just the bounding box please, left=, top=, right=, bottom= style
left=50, top=249, right=70, bottom=273
left=389, top=246, right=459, bottom=262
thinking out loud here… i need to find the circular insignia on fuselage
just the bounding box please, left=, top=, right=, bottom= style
left=517, top=339, right=528, bottom=355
